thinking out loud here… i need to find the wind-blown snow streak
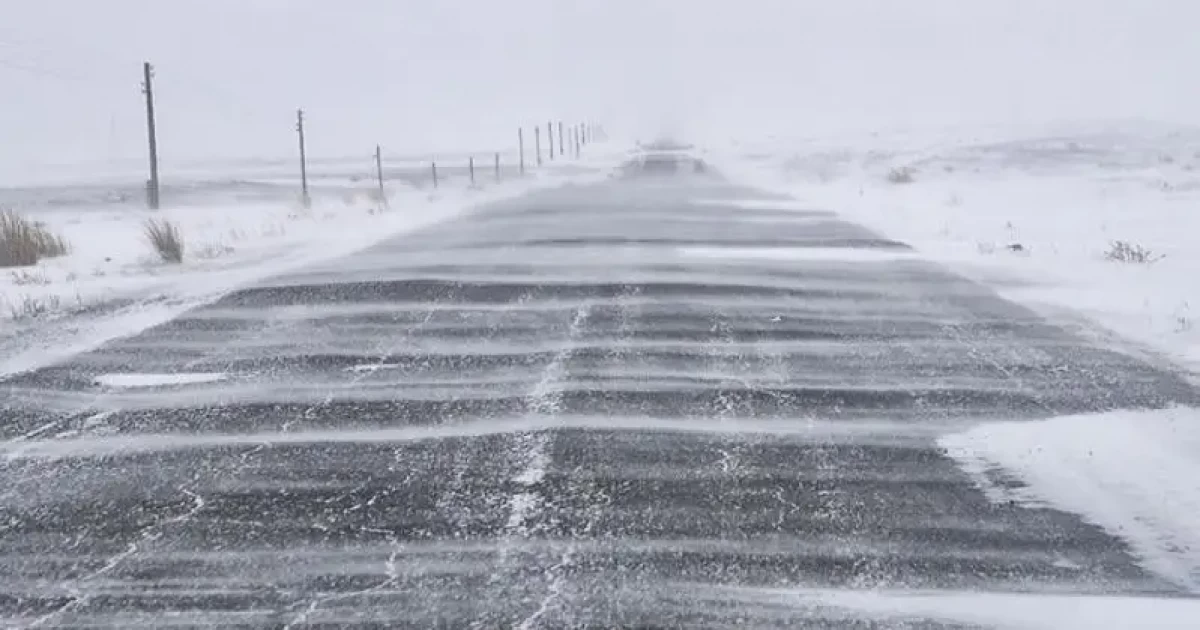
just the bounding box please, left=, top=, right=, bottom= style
left=94, top=372, right=228, bottom=388
left=0, top=416, right=965, bottom=461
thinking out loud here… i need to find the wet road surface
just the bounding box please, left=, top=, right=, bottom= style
left=2, top=158, right=1197, bottom=628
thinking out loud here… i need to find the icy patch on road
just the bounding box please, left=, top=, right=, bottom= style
left=722, top=586, right=1200, bottom=630
left=940, top=406, right=1200, bottom=592
left=679, top=246, right=917, bottom=263
left=95, top=372, right=227, bottom=388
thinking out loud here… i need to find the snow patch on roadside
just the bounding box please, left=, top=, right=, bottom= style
left=939, top=406, right=1200, bottom=592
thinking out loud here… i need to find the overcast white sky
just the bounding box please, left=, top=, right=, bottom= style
left=4, top=0, right=1200, bottom=170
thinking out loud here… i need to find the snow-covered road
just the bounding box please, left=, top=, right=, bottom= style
left=2, top=153, right=1199, bottom=628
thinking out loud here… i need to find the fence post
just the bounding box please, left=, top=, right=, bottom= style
left=535, top=127, right=543, bottom=166
left=296, top=109, right=310, bottom=208
left=374, top=144, right=386, bottom=208
left=518, top=128, right=525, bottom=175
left=432, top=161, right=438, bottom=189
left=469, top=156, right=475, bottom=186
left=558, top=121, right=565, bottom=157
left=494, top=152, right=501, bottom=181
left=142, top=62, right=160, bottom=209
left=548, top=121, right=555, bottom=160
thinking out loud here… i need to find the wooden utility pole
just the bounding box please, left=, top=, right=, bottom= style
left=431, top=162, right=439, bottom=189
left=494, top=152, right=501, bottom=181
left=374, top=144, right=386, bottom=208
left=518, top=128, right=525, bottom=175
left=469, top=156, right=475, bottom=186
left=558, top=121, right=565, bottom=157
left=142, top=62, right=160, bottom=209
left=547, top=121, right=555, bottom=160
left=296, top=109, right=310, bottom=208
left=574, top=125, right=581, bottom=158
left=535, top=126, right=542, bottom=166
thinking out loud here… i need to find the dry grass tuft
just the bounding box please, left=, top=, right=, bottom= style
left=144, top=218, right=184, bottom=264
left=1, top=210, right=69, bottom=268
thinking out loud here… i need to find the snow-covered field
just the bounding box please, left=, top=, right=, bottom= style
left=0, top=148, right=621, bottom=378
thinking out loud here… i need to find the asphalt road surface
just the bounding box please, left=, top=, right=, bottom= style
left=2, top=155, right=1197, bottom=628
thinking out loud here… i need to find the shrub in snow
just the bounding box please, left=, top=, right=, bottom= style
left=0, top=210, right=69, bottom=268
left=144, top=218, right=184, bottom=264
left=1104, top=240, right=1163, bottom=264
left=887, top=167, right=916, bottom=184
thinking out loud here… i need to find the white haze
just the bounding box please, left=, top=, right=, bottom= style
left=4, top=0, right=1200, bottom=169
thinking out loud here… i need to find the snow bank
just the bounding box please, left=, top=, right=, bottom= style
left=713, top=122, right=1200, bottom=375
left=939, top=406, right=1200, bottom=593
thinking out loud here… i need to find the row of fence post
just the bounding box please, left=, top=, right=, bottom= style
left=419, top=121, right=600, bottom=193
left=140, top=61, right=604, bottom=208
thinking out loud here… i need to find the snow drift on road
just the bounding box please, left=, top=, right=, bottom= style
left=940, top=406, right=1200, bottom=593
